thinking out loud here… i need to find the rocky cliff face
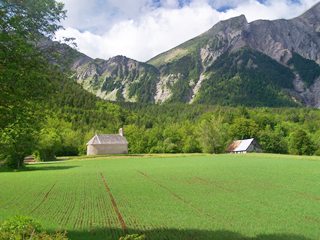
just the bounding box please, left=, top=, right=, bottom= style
left=69, top=2, right=320, bottom=107
left=244, top=4, right=320, bottom=64
left=74, top=56, right=159, bottom=103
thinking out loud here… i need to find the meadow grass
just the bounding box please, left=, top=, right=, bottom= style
left=0, top=154, right=319, bottom=240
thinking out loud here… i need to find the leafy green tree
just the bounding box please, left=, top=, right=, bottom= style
left=0, top=0, right=66, bottom=168
left=147, top=126, right=164, bottom=153
left=125, top=125, right=148, bottom=153
left=258, top=125, right=288, bottom=154
left=197, top=116, right=229, bottom=153
left=288, top=129, right=316, bottom=155
left=162, top=124, right=183, bottom=153
left=230, top=117, right=259, bottom=140
left=0, top=108, right=39, bottom=168
left=34, top=127, right=61, bottom=161
left=311, top=129, right=320, bottom=156
left=180, top=123, right=201, bottom=153
left=35, top=116, right=81, bottom=161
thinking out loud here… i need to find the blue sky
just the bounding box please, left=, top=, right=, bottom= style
left=56, top=0, right=319, bottom=61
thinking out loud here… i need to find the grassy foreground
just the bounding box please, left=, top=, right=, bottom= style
left=0, top=154, right=319, bottom=240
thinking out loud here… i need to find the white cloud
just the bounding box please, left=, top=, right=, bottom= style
left=59, top=0, right=154, bottom=33
left=161, top=0, right=180, bottom=8
left=220, top=0, right=320, bottom=22
left=56, top=0, right=320, bottom=62
left=56, top=1, right=221, bottom=61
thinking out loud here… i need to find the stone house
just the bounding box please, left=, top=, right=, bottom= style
left=87, top=128, right=128, bottom=155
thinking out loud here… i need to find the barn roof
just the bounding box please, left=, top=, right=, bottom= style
left=227, top=138, right=255, bottom=152
left=87, top=134, right=128, bottom=145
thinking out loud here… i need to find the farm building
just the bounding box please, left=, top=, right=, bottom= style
left=227, top=138, right=262, bottom=154
left=87, top=128, right=128, bottom=155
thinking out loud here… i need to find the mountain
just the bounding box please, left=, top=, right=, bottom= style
left=68, top=2, right=320, bottom=107
left=75, top=56, right=159, bottom=103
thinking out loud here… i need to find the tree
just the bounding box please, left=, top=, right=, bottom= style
left=289, top=129, right=315, bottom=156
left=179, top=122, right=201, bottom=153
left=147, top=126, right=164, bottom=153
left=0, top=108, right=39, bottom=168
left=230, top=117, right=259, bottom=140
left=258, top=125, right=287, bottom=154
left=162, top=124, right=183, bottom=153
left=312, top=129, right=320, bottom=156
left=197, top=116, right=229, bottom=153
left=0, top=0, right=66, bottom=168
left=34, top=116, right=81, bottom=161
left=125, top=125, right=148, bottom=153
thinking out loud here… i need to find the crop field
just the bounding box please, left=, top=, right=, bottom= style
left=0, top=154, right=320, bottom=240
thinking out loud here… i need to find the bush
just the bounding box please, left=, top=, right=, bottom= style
left=0, top=216, right=42, bottom=237
left=0, top=216, right=68, bottom=240
left=119, top=234, right=146, bottom=240
left=314, top=148, right=320, bottom=156
left=33, top=149, right=56, bottom=162
left=55, top=146, right=79, bottom=157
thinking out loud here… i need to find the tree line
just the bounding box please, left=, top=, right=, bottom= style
left=36, top=103, right=320, bottom=159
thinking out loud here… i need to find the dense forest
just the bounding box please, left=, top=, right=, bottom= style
left=50, top=100, right=320, bottom=158
left=1, top=0, right=320, bottom=170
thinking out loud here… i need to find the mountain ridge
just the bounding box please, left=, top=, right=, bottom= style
left=63, top=2, right=320, bottom=107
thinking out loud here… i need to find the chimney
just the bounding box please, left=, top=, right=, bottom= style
left=119, top=128, right=124, bottom=136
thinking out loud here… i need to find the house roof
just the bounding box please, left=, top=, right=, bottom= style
left=227, top=138, right=255, bottom=152
left=87, top=134, right=128, bottom=145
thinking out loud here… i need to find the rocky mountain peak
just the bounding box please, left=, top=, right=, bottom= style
left=212, top=14, right=248, bottom=32
left=296, top=2, right=320, bottom=31
left=224, top=14, right=247, bottom=25
left=108, top=55, right=130, bottom=63
left=299, top=2, right=320, bottom=18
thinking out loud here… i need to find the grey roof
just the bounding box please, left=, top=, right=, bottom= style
left=87, top=134, right=128, bottom=145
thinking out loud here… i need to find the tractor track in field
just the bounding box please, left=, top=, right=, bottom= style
left=304, top=215, right=320, bottom=224
left=188, top=176, right=275, bottom=209
left=136, top=170, right=213, bottom=219
left=2, top=184, right=49, bottom=210
left=189, top=177, right=234, bottom=193
left=30, top=183, right=56, bottom=214
left=100, top=172, right=127, bottom=233
left=295, top=191, right=320, bottom=202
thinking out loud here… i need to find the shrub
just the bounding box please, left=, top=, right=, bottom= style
left=0, top=216, right=68, bottom=240
left=0, top=216, right=42, bottom=238
left=119, top=234, right=146, bottom=240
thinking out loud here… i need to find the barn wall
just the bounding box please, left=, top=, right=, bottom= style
left=87, top=144, right=128, bottom=155
left=246, top=143, right=262, bottom=153
left=247, top=144, right=255, bottom=152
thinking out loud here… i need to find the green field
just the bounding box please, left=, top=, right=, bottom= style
left=0, top=154, right=320, bottom=240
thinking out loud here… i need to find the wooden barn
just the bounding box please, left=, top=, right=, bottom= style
left=86, top=128, right=128, bottom=155
left=227, top=138, right=262, bottom=154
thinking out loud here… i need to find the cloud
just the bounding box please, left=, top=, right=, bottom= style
left=220, top=0, right=319, bottom=22
left=56, top=1, right=221, bottom=61
left=56, top=0, right=320, bottom=62
left=59, top=0, right=154, bottom=33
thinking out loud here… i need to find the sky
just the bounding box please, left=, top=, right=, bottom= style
left=55, top=0, right=320, bottom=62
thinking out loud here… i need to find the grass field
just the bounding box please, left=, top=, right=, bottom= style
left=0, top=154, right=320, bottom=240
